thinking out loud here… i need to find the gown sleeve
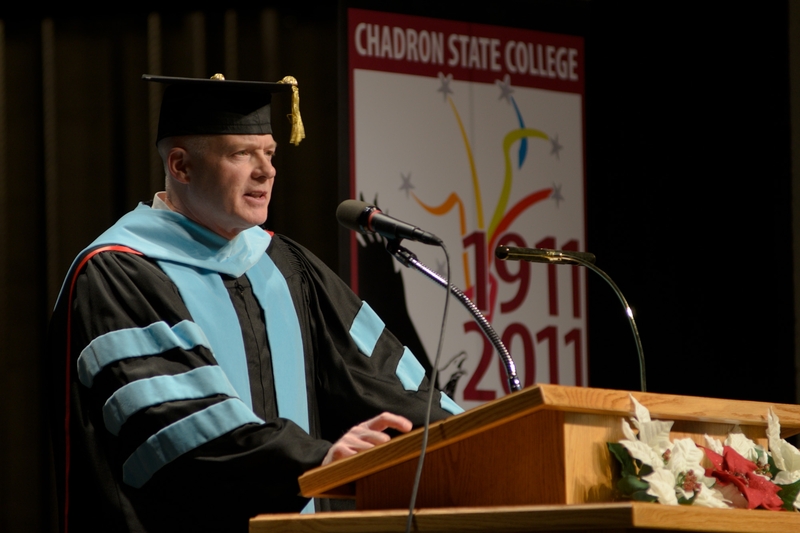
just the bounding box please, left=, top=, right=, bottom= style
left=269, top=236, right=463, bottom=445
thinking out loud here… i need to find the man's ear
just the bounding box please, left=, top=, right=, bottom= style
left=167, top=147, right=191, bottom=184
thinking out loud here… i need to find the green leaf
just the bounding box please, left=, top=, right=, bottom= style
left=767, top=455, right=781, bottom=479
left=777, top=478, right=800, bottom=511
left=638, top=463, right=654, bottom=477
left=631, top=490, right=658, bottom=503
left=618, top=474, right=650, bottom=495
left=608, top=442, right=637, bottom=477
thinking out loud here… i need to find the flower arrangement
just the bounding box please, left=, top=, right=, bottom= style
left=607, top=396, right=800, bottom=511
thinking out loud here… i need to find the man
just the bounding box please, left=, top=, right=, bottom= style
left=47, top=74, right=461, bottom=533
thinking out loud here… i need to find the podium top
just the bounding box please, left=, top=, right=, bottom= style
left=299, top=384, right=800, bottom=499
left=252, top=501, right=800, bottom=533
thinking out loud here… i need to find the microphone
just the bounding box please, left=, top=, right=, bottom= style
left=495, top=245, right=596, bottom=265
left=336, top=200, right=442, bottom=245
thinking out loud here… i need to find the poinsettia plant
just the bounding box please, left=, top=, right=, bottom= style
left=608, top=397, right=800, bottom=511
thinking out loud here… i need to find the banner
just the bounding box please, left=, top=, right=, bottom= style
left=348, top=8, right=587, bottom=409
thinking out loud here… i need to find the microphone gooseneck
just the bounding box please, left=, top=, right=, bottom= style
left=496, top=245, right=647, bottom=393
left=388, top=240, right=521, bottom=394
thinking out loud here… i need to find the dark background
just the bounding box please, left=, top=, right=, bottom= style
left=0, top=1, right=795, bottom=531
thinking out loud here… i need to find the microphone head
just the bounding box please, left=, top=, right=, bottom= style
left=495, top=245, right=596, bottom=265
left=336, top=199, right=375, bottom=233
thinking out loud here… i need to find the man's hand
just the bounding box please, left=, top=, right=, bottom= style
left=322, top=412, right=412, bottom=466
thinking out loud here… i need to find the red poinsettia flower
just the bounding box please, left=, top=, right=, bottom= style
left=703, top=445, right=784, bottom=511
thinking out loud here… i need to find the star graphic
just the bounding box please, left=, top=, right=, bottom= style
left=437, top=72, right=454, bottom=101
left=495, top=73, right=514, bottom=103
left=399, top=172, right=414, bottom=198
left=551, top=183, right=564, bottom=207
left=550, top=134, right=563, bottom=159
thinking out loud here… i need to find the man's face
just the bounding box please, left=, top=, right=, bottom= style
left=180, top=134, right=277, bottom=240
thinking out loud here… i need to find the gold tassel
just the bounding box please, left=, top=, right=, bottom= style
left=277, top=76, right=305, bottom=145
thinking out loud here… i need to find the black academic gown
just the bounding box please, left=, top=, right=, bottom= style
left=48, top=228, right=457, bottom=533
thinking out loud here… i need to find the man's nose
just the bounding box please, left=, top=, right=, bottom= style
left=253, top=153, right=276, bottom=180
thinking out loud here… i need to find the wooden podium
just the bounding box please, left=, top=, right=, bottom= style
left=250, top=384, right=800, bottom=532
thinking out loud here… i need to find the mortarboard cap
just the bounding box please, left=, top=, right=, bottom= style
left=142, top=73, right=305, bottom=145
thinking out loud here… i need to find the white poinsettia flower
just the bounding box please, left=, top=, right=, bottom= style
left=620, top=438, right=664, bottom=467
left=768, top=408, right=800, bottom=472
left=774, top=470, right=800, bottom=484
left=622, top=418, right=638, bottom=442
left=637, top=419, right=674, bottom=456
left=628, top=395, right=673, bottom=456
left=643, top=467, right=679, bottom=505
left=767, top=408, right=800, bottom=510
left=767, top=409, right=784, bottom=469
left=703, top=434, right=724, bottom=455
left=692, top=484, right=730, bottom=509
left=675, top=474, right=698, bottom=501
left=725, top=430, right=765, bottom=464
left=668, top=438, right=706, bottom=476
left=666, top=439, right=722, bottom=505
left=631, top=394, right=652, bottom=423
